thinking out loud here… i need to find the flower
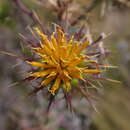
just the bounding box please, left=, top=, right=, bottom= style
left=26, top=25, right=101, bottom=96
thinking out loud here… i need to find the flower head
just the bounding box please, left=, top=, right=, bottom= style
left=26, top=26, right=101, bottom=95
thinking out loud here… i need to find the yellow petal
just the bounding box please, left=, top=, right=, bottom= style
left=51, top=35, right=60, bottom=59
left=67, top=66, right=82, bottom=73
left=63, top=70, right=72, bottom=79
left=44, top=56, right=56, bottom=66
left=68, top=36, right=74, bottom=45
left=27, top=61, right=51, bottom=68
left=51, top=34, right=58, bottom=49
left=69, top=72, right=84, bottom=80
left=83, top=69, right=101, bottom=74
left=59, top=46, right=68, bottom=59
left=56, top=26, right=66, bottom=45
left=32, top=48, right=46, bottom=57
left=69, top=57, right=84, bottom=67
left=43, top=45, right=52, bottom=57
left=48, top=76, right=61, bottom=95
left=84, top=60, right=97, bottom=63
left=41, top=76, right=56, bottom=86
left=47, top=71, right=57, bottom=78
left=35, top=28, right=50, bottom=47
left=69, top=42, right=79, bottom=58
left=44, top=45, right=59, bottom=62
left=63, top=78, right=71, bottom=92
left=76, top=40, right=89, bottom=54
left=29, top=69, right=54, bottom=78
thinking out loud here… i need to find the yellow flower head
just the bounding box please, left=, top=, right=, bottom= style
left=26, top=26, right=101, bottom=95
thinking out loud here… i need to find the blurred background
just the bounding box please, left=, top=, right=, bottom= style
left=0, top=0, right=130, bottom=130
